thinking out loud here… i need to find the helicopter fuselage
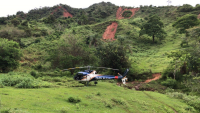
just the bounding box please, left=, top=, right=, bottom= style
left=74, top=70, right=123, bottom=82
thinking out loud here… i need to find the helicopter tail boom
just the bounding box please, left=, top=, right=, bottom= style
left=122, top=69, right=129, bottom=77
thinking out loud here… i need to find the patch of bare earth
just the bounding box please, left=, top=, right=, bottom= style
left=116, top=7, right=140, bottom=19
left=198, top=13, right=200, bottom=19
left=51, top=6, right=73, bottom=18
left=102, top=22, right=118, bottom=40
left=144, top=73, right=161, bottom=83
left=117, top=73, right=161, bottom=90
left=102, top=7, right=139, bottom=40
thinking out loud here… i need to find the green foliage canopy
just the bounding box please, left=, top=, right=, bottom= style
left=96, top=41, right=130, bottom=71
left=139, top=15, right=166, bottom=43
left=48, top=36, right=97, bottom=69
left=0, top=39, right=22, bottom=72
left=122, top=10, right=132, bottom=18
left=177, top=4, right=194, bottom=12
left=11, top=18, right=21, bottom=26
left=172, top=14, right=200, bottom=34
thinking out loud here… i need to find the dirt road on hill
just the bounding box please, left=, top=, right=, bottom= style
left=116, top=7, right=140, bottom=19
left=144, top=73, right=161, bottom=83
left=102, top=7, right=139, bottom=40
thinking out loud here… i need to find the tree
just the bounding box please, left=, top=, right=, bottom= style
left=139, top=15, right=166, bottom=43
left=0, top=17, right=7, bottom=25
left=177, top=4, right=194, bottom=12
left=11, top=18, right=21, bottom=26
left=172, top=14, right=200, bottom=34
left=48, top=35, right=97, bottom=69
left=43, top=15, right=56, bottom=24
left=0, top=39, right=22, bottom=72
left=96, top=41, right=130, bottom=71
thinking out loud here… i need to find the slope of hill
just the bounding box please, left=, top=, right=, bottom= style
left=1, top=2, right=200, bottom=113
left=0, top=82, right=195, bottom=113
left=51, top=6, right=73, bottom=18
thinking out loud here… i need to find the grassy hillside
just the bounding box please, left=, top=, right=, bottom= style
left=0, top=2, right=200, bottom=113
left=0, top=82, right=195, bottom=113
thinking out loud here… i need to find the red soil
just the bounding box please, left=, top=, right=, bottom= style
left=102, top=7, right=139, bottom=40
left=51, top=6, right=73, bottom=18
left=116, top=7, right=140, bottom=19
left=102, top=22, right=118, bottom=40
left=198, top=14, right=200, bottom=19
left=144, top=73, right=161, bottom=83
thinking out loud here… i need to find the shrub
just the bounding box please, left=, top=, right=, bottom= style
left=96, top=92, right=101, bottom=96
left=15, top=78, right=34, bottom=88
left=0, top=26, right=26, bottom=40
left=111, top=98, right=126, bottom=105
left=177, top=4, right=194, bottom=12
left=161, top=78, right=177, bottom=88
left=0, top=80, right=4, bottom=88
left=0, top=39, right=22, bottom=72
left=68, top=97, right=81, bottom=103
left=30, top=71, right=37, bottom=78
left=103, top=100, right=113, bottom=108
left=195, top=4, right=200, bottom=10
left=1, top=75, right=34, bottom=88
left=161, top=66, right=174, bottom=80
left=11, top=18, right=21, bottom=26
left=122, top=10, right=132, bottom=18
left=166, top=92, right=199, bottom=111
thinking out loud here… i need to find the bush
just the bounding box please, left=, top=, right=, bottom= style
left=11, top=18, right=21, bottom=26
left=161, top=66, right=174, bottom=80
left=122, top=10, right=132, bottom=18
left=15, top=78, right=34, bottom=88
left=166, top=92, right=200, bottom=111
left=103, top=100, right=113, bottom=108
left=161, top=78, right=177, bottom=88
left=68, top=97, right=81, bottom=103
left=195, top=4, right=200, bottom=10
left=96, top=92, right=101, bottom=96
left=1, top=75, right=34, bottom=88
left=30, top=71, right=37, bottom=78
left=0, top=80, right=4, bottom=88
left=0, top=39, right=22, bottom=72
left=177, top=4, right=194, bottom=12
left=0, top=26, right=26, bottom=40
left=111, top=98, right=126, bottom=105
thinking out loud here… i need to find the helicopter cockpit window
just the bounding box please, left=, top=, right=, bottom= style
left=74, top=73, right=85, bottom=80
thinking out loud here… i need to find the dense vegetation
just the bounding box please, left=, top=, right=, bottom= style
left=0, top=2, right=200, bottom=112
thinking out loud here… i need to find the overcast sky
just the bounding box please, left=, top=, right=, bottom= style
left=0, top=0, right=199, bottom=17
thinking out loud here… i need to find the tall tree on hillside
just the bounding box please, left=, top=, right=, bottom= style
left=139, top=15, right=166, bottom=43
left=96, top=41, right=130, bottom=71
left=0, top=39, right=22, bottom=72
left=172, top=14, right=200, bottom=34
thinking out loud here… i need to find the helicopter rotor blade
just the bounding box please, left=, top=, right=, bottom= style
left=112, top=69, right=119, bottom=71
left=75, top=67, right=85, bottom=69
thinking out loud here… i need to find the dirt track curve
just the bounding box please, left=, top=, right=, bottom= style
left=102, top=7, right=139, bottom=40
left=116, top=7, right=140, bottom=20
left=144, top=73, right=161, bottom=83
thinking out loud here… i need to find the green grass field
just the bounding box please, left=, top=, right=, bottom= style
left=0, top=81, right=196, bottom=113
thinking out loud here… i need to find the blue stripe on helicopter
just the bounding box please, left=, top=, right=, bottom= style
left=94, top=75, right=123, bottom=80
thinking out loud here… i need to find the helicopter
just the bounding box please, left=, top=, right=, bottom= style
left=63, top=66, right=129, bottom=86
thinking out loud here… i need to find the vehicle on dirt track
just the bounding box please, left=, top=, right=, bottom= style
left=63, top=66, right=129, bottom=86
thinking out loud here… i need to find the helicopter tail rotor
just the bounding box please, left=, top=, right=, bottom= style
left=119, top=69, right=129, bottom=85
